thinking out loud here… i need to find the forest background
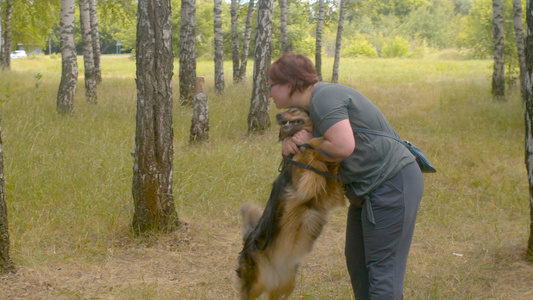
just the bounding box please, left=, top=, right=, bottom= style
left=8, top=0, right=525, bottom=67
left=1, top=0, right=532, bottom=299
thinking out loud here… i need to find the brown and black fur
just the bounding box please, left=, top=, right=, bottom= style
left=234, top=107, right=346, bottom=300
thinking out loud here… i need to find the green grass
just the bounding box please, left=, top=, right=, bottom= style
left=0, top=54, right=531, bottom=299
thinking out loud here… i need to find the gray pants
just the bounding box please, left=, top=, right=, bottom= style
left=345, top=162, right=424, bottom=300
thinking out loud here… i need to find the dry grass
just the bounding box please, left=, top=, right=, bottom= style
left=0, top=55, right=531, bottom=299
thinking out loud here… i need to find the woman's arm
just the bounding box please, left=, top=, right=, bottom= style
left=282, top=119, right=355, bottom=162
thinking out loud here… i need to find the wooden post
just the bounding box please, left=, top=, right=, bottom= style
left=189, top=77, right=209, bottom=143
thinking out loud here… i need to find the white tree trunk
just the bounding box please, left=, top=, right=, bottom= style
left=230, top=0, right=240, bottom=82
left=80, top=0, right=97, bottom=103
left=492, top=0, right=505, bottom=98
left=238, top=0, right=255, bottom=83
left=89, top=0, right=102, bottom=83
left=332, top=0, right=347, bottom=83
left=179, top=0, right=197, bottom=104
left=248, top=0, right=273, bottom=133
left=315, top=0, right=324, bottom=81
left=524, top=0, right=533, bottom=257
left=279, top=0, right=290, bottom=53
left=133, top=0, right=178, bottom=233
left=214, top=0, right=224, bottom=94
left=57, top=0, right=78, bottom=114
left=512, top=0, right=526, bottom=98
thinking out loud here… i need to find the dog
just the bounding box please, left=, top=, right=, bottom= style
left=234, top=106, right=346, bottom=300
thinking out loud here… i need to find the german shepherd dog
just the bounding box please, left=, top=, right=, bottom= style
left=234, top=107, right=346, bottom=299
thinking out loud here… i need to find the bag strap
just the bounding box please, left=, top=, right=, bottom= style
left=352, top=127, right=406, bottom=144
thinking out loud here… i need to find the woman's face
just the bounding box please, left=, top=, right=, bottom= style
left=268, top=80, right=292, bottom=109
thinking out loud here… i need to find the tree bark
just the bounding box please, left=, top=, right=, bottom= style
left=248, top=0, right=273, bottom=133
left=492, top=0, right=505, bottom=99
left=279, top=0, right=290, bottom=53
left=133, top=0, right=178, bottom=234
left=57, top=0, right=78, bottom=114
left=230, top=0, right=240, bottom=82
left=80, top=0, right=97, bottom=103
left=0, top=0, right=3, bottom=67
left=214, top=0, right=224, bottom=94
left=332, top=0, right=347, bottom=83
left=0, top=0, right=12, bottom=70
left=525, top=0, right=533, bottom=258
left=0, top=114, right=13, bottom=274
left=237, top=0, right=255, bottom=83
left=315, top=0, right=325, bottom=81
left=190, top=77, right=209, bottom=143
left=179, top=0, right=197, bottom=104
left=89, top=0, right=102, bottom=83
left=512, top=0, right=526, bottom=99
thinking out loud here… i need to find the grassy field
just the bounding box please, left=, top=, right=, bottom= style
left=0, top=54, right=531, bottom=299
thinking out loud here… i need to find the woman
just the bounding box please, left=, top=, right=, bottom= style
left=267, top=52, right=424, bottom=300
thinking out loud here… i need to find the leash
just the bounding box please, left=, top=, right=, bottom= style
left=281, top=143, right=340, bottom=181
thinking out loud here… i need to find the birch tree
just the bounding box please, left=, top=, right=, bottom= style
left=0, top=0, right=12, bottom=70
left=238, top=0, right=255, bottom=83
left=492, top=0, right=505, bottom=99
left=0, top=114, right=13, bottom=273
left=512, top=0, right=526, bottom=98
left=230, top=0, right=240, bottom=82
left=132, top=0, right=179, bottom=233
left=315, top=0, right=325, bottom=81
left=248, top=0, right=273, bottom=133
left=279, top=0, right=290, bottom=53
left=0, top=1, right=3, bottom=67
left=332, top=0, right=347, bottom=83
left=80, top=0, right=97, bottom=103
left=89, top=0, right=102, bottom=83
left=179, top=0, right=197, bottom=104
left=214, top=0, right=224, bottom=94
left=525, top=0, right=533, bottom=257
left=57, top=0, right=78, bottom=114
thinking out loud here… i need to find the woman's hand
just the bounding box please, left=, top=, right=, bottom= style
left=281, top=130, right=313, bottom=156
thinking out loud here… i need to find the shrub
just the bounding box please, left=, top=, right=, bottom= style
left=381, top=36, right=411, bottom=58
left=342, top=37, right=378, bottom=58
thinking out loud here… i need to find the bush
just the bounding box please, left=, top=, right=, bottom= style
left=381, top=36, right=411, bottom=58
left=342, top=37, right=378, bottom=58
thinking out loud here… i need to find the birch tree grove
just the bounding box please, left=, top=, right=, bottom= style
left=214, top=0, right=224, bottom=94
left=248, top=0, right=273, bottom=133
left=492, top=0, right=505, bottom=99
left=57, top=0, right=78, bottom=114
left=525, top=0, right=533, bottom=258
left=132, top=0, right=179, bottom=233
left=79, top=0, right=97, bottom=103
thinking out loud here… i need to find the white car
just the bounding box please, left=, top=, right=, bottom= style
left=10, top=50, right=27, bottom=59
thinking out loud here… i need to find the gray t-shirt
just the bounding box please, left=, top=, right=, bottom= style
left=310, top=82, right=415, bottom=196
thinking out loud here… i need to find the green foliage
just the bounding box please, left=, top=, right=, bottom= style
left=458, top=0, right=522, bottom=58
left=341, top=35, right=378, bottom=58
left=381, top=36, right=411, bottom=58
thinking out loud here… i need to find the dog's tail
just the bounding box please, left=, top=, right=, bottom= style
left=239, top=203, right=263, bottom=243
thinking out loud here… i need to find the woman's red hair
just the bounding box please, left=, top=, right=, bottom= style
left=267, top=52, right=319, bottom=96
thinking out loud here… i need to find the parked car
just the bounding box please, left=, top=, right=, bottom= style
left=10, top=50, right=27, bottom=59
